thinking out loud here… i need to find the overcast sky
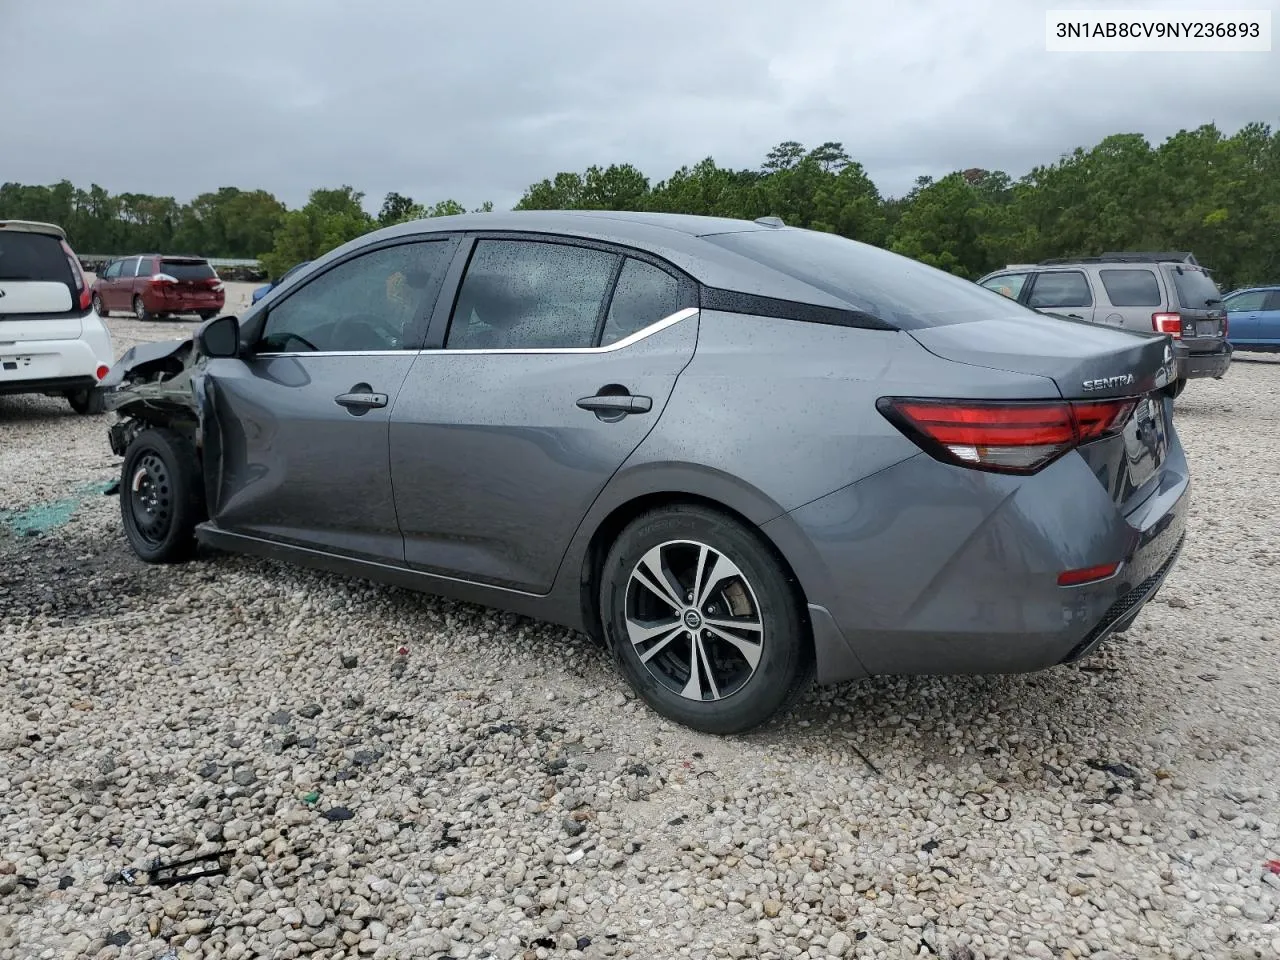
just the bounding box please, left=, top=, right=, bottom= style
left=1, top=0, right=1276, bottom=211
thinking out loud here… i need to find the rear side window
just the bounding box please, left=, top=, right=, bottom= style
left=702, top=228, right=1039, bottom=329
left=602, top=258, right=680, bottom=345
left=1028, top=271, right=1092, bottom=308
left=161, top=259, right=217, bottom=281
left=0, top=231, right=74, bottom=286
left=1099, top=269, right=1161, bottom=307
left=447, top=240, right=619, bottom=350
left=135, top=258, right=154, bottom=278
left=1267, top=291, right=1280, bottom=311
left=1164, top=265, right=1222, bottom=309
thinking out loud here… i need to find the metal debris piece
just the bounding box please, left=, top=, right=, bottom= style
left=147, top=848, right=234, bottom=887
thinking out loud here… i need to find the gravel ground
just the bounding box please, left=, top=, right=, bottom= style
left=2, top=314, right=1279, bottom=960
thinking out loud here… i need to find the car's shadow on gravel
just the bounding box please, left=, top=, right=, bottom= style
left=0, top=396, right=77, bottom=422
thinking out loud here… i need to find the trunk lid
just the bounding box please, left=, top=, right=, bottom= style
left=909, top=313, right=1178, bottom=513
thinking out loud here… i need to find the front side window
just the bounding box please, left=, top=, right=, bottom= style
left=1028, top=271, right=1092, bottom=309
left=446, top=240, right=619, bottom=350
left=980, top=273, right=1029, bottom=300
left=103, top=260, right=122, bottom=279
left=258, top=241, right=451, bottom=353
left=601, top=258, right=681, bottom=345
left=1099, top=269, right=1161, bottom=307
left=1224, top=290, right=1268, bottom=312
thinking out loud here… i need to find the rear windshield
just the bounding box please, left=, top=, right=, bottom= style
left=161, top=259, right=217, bottom=281
left=703, top=228, right=1037, bottom=329
left=1163, top=265, right=1222, bottom=309
left=0, top=231, right=74, bottom=286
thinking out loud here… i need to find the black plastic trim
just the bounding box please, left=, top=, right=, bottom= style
left=698, top=286, right=896, bottom=330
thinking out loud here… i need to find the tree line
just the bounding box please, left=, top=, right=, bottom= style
left=2, top=122, right=1276, bottom=289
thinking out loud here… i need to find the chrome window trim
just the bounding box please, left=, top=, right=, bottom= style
left=251, top=306, right=698, bottom=359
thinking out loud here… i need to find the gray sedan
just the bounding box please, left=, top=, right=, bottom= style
left=105, top=211, right=1190, bottom=733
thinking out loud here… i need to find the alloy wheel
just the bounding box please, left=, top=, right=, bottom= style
left=624, top=539, right=764, bottom=702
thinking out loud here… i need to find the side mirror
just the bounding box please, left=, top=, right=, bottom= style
left=197, top=314, right=240, bottom=358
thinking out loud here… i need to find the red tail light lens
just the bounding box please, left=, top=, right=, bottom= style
left=59, top=239, right=92, bottom=311
left=1058, top=561, right=1121, bottom=586
left=1152, top=312, right=1182, bottom=338
left=877, top=397, right=1139, bottom=474
left=95, top=365, right=109, bottom=380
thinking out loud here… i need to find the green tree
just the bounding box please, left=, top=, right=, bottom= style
left=259, top=186, right=374, bottom=279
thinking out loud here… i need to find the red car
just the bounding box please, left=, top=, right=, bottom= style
left=91, top=254, right=225, bottom=321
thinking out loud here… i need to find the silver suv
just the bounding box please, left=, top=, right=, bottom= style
left=977, top=252, right=1232, bottom=391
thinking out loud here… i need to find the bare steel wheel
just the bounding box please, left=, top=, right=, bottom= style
left=625, top=540, right=764, bottom=702
left=602, top=505, right=811, bottom=734
left=119, top=428, right=204, bottom=563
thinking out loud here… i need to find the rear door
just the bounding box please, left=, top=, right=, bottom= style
left=1262, top=291, right=1280, bottom=346
left=1096, top=267, right=1165, bottom=333
left=390, top=236, right=699, bottom=592
left=1162, top=263, right=1227, bottom=352
left=206, top=236, right=457, bottom=562
left=1025, top=269, right=1097, bottom=323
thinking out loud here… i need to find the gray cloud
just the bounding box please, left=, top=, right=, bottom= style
left=1, top=0, right=1276, bottom=210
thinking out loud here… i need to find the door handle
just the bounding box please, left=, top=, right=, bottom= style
left=1065, top=313, right=1084, bottom=319
left=335, top=391, right=388, bottom=410
left=577, top=393, right=652, bottom=415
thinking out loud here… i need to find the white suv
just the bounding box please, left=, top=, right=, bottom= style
left=0, top=220, right=114, bottom=414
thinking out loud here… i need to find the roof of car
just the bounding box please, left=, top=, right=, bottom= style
left=316, top=210, right=870, bottom=314
left=0, top=219, right=68, bottom=240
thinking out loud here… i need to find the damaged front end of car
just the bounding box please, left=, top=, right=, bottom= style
left=102, top=337, right=201, bottom=457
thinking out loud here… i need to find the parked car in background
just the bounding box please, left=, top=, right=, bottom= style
left=92, top=255, right=225, bottom=321
left=251, top=260, right=312, bottom=305
left=104, top=211, right=1189, bottom=733
left=1223, top=285, right=1280, bottom=352
left=0, top=219, right=113, bottom=414
left=977, top=252, right=1231, bottom=392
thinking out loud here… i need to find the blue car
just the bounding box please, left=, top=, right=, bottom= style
left=251, top=260, right=311, bottom=305
left=1224, top=286, right=1280, bottom=352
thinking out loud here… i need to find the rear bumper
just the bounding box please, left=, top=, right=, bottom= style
left=1175, top=341, right=1232, bottom=379
left=142, top=293, right=225, bottom=313
left=763, top=439, right=1191, bottom=684
left=0, top=328, right=113, bottom=394
left=0, top=374, right=97, bottom=397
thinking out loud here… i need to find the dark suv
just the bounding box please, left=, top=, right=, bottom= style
left=978, top=252, right=1231, bottom=392
left=91, top=255, right=225, bottom=321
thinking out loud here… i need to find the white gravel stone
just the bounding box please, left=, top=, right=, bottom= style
left=2, top=321, right=1279, bottom=959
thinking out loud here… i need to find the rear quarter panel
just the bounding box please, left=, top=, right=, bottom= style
left=555, top=311, right=1067, bottom=575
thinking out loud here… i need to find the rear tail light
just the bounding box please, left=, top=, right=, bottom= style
left=1152, top=312, right=1182, bottom=338
left=877, top=397, right=1138, bottom=474
left=1223, top=315, right=1229, bottom=337
left=150, top=273, right=178, bottom=284
left=59, top=239, right=92, bottom=311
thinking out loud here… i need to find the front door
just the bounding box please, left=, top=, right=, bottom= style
left=390, top=237, right=699, bottom=593
left=104, top=258, right=133, bottom=311
left=1026, top=269, right=1096, bottom=323
left=206, top=237, right=457, bottom=562
left=1224, top=289, right=1270, bottom=343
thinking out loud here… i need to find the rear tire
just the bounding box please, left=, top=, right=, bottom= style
left=66, top=388, right=106, bottom=415
left=1169, top=377, right=1187, bottom=399
left=600, top=505, right=812, bottom=734
left=133, top=295, right=151, bottom=322
left=119, top=428, right=204, bottom=563
left=92, top=293, right=108, bottom=318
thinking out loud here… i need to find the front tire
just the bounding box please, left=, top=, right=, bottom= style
left=66, top=388, right=105, bottom=415
left=133, top=295, right=151, bottom=322
left=600, top=505, right=812, bottom=734
left=92, top=293, right=108, bottom=317
left=119, top=428, right=204, bottom=563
